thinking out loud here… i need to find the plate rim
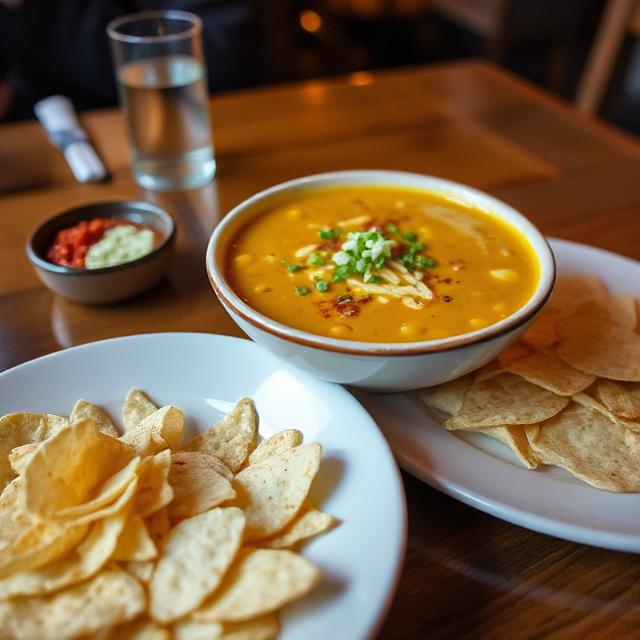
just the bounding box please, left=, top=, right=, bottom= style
left=361, top=238, right=640, bottom=553
left=0, top=332, right=408, bottom=639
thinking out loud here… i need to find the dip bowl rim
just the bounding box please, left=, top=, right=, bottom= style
left=26, top=199, right=176, bottom=277
left=206, top=170, right=555, bottom=357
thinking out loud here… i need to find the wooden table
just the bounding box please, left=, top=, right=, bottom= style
left=2, top=60, right=640, bottom=638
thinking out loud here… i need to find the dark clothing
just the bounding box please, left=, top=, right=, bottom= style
left=0, top=0, right=260, bottom=120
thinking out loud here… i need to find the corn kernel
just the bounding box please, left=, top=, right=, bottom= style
left=400, top=321, right=425, bottom=337
left=330, top=324, right=352, bottom=337
left=490, top=268, right=519, bottom=282
left=493, top=302, right=507, bottom=312
left=234, top=254, right=252, bottom=267
left=418, top=226, right=433, bottom=239
left=469, top=318, right=487, bottom=329
left=287, top=208, right=302, bottom=219
left=263, top=254, right=277, bottom=263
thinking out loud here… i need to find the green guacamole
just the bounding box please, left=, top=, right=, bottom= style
left=85, top=225, right=155, bottom=269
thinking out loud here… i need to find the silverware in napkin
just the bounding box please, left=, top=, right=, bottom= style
left=34, top=95, right=107, bottom=183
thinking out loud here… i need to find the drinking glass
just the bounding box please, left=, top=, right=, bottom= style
left=107, top=11, right=216, bottom=191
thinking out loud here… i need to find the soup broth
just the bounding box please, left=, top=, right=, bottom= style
left=224, top=187, right=539, bottom=343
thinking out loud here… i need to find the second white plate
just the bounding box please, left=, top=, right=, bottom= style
left=357, top=238, right=640, bottom=552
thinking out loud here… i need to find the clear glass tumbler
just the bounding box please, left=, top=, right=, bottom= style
left=107, top=11, right=216, bottom=191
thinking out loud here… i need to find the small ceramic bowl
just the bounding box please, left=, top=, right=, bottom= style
left=27, top=200, right=175, bottom=304
left=206, top=171, right=555, bottom=391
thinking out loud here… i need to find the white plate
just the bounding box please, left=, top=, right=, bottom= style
left=357, top=239, right=640, bottom=553
left=0, top=333, right=406, bottom=639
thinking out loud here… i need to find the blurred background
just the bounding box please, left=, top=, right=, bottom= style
left=1, top=0, right=639, bottom=135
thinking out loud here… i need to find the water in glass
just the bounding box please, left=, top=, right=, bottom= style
left=118, top=54, right=216, bottom=190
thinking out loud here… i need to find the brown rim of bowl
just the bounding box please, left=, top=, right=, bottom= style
left=207, top=254, right=556, bottom=357
left=26, top=200, right=176, bottom=277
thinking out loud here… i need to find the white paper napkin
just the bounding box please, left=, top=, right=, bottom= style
left=34, top=96, right=107, bottom=183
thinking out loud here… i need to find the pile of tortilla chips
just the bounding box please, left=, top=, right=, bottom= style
left=420, top=275, right=640, bottom=492
left=0, top=392, right=337, bottom=639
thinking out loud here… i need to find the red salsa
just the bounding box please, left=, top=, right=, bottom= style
left=47, top=218, right=157, bottom=269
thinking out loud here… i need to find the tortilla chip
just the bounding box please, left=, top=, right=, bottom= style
left=417, top=375, right=472, bottom=416
left=594, top=380, right=640, bottom=420
left=574, top=293, right=637, bottom=329
left=53, top=457, right=140, bottom=520
left=182, top=398, right=258, bottom=473
left=0, top=504, right=130, bottom=598
left=527, top=403, right=640, bottom=491
left=247, top=429, right=303, bottom=467
left=39, top=476, right=137, bottom=532
left=444, top=373, right=569, bottom=430
left=0, top=569, right=145, bottom=640
left=233, top=443, right=321, bottom=541
left=194, top=549, right=320, bottom=623
left=476, top=426, right=539, bottom=469
left=71, top=399, right=119, bottom=437
left=172, top=620, right=223, bottom=640
left=496, top=341, right=531, bottom=366
left=474, top=362, right=505, bottom=383
left=123, top=389, right=158, bottom=433
left=0, top=480, right=89, bottom=580
left=0, top=413, right=68, bottom=492
left=572, top=392, right=640, bottom=433
left=8, top=443, right=38, bottom=475
left=120, top=406, right=184, bottom=456
left=0, top=478, right=31, bottom=547
left=124, top=562, right=154, bottom=587
left=145, top=508, right=171, bottom=549
left=112, top=513, right=157, bottom=562
left=504, top=349, right=596, bottom=396
left=135, top=450, right=174, bottom=517
left=259, top=502, right=337, bottom=549
left=99, top=620, right=171, bottom=640
left=221, top=615, right=279, bottom=640
left=522, top=275, right=607, bottom=350
left=168, top=452, right=236, bottom=521
left=556, top=323, right=640, bottom=381
left=23, top=419, right=135, bottom=518
left=149, top=507, right=245, bottom=623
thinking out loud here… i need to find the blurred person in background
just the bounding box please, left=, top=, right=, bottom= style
left=0, top=0, right=260, bottom=121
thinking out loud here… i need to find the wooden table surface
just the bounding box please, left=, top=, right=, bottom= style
left=2, top=60, right=640, bottom=638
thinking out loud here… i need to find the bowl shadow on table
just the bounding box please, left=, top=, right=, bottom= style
left=49, top=243, right=229, bottom=350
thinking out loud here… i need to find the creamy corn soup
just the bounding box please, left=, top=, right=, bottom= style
left=224, top=187, right=539, bottom=343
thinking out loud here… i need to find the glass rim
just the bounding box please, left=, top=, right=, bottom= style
left=106, top=10, right=202, bottom=44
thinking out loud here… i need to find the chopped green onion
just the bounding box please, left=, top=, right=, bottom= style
left=386, top=223, right=398, bottom=235
left=401, top=254, right=415, bottom=268
left=332, top=265, right=351, bottom=282
left=309, top=253, right=325, bottom=266
left=402, top=231, right=418, bottom=242
left=417, top=256, right=437, bottom=268
left=369, top=275, right=382, bottom=283
left=295, top=286, right=310, bottom=296
left=320, top=228, right=340, bottom=240
left=314, top=279, right=329, bottom=293
left=281, top=258, right=301, bottom=273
